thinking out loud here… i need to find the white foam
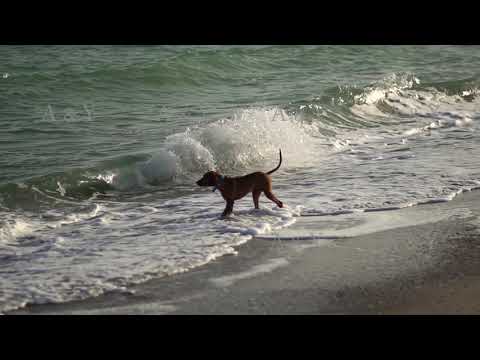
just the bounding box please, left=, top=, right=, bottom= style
left=0, top=218, right=35, bottom=243
left=164, top=130, right=216, bottom=176
left=418, top=189, right=464, bottom=204
left=221, top=222, right=272, bottom=236
left=351, top=73, right=421, bottom=118
left=164, top=107, right=324, bottom=176
left=2, top=196, right=303, bottom=313
left=403, top=112, right=474, bottom=137
left=349, top=73, right=479, bottom=133
left=56, top=181, right=66, bottom=196
left=51, top=204, right=102, bottom=228
left=89, top=106, right=328, bottom=193
left=361, top=89, right=387, bottom=105
left=299, top=187, right=470, bottom=219
left=140, top=150, right=177, bottom=183
left=218, top=205, right=299, bottom=239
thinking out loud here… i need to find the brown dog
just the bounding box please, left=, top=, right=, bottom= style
left=196, top=150, right=284, bottom=218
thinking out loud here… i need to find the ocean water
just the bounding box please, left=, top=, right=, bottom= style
left=1, top=45, right=480, bottom=313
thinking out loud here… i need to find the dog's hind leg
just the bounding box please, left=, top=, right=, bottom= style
left=264, top=191, right=283, bottom=208
left=252, top=190, right=261, bottom=209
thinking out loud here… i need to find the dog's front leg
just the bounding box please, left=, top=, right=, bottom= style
left=221, top=200, right=234, bottom=218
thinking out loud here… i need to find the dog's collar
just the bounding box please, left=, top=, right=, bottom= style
left=212, top=175, right=225, bottom=192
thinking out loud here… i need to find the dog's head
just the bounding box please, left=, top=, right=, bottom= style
left=196, top=171, right=219, bottom=187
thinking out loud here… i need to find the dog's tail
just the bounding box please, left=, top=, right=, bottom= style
left=267, top=149, right=282, bottom=175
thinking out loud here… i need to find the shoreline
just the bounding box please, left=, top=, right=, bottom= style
left=8, top=190, right=480, bottom=315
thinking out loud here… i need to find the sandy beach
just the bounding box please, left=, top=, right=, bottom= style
left=8, top=189, right=480, bottom=315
